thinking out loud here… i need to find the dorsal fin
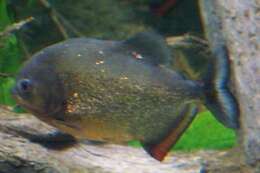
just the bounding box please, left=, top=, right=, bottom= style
left=124, top=32, right=171, bottom=66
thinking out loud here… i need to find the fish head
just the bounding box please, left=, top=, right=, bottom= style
left=12, top=54, right=65, bottom=118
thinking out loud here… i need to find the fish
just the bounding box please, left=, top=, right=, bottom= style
left=11, top=32, right=239, bottom=161
left=150, top=0, right=180, bottom=16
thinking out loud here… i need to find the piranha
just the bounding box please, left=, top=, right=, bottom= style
left=12, top=32, right=239, bottom=161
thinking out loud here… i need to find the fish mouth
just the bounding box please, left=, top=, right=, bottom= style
left=11, top=87, right=20, bottom=100
left=11, top=87, right=63, bottom=118
left=12, top=94, right=43, bottom=115
left=11, top=88, right=29, bottom=110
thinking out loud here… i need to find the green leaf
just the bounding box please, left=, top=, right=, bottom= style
left=0, top=0, right=10, bottom=29
left=12, top=105, right=27, bottom=113
left=0, top=78, right=16, bottom=105
left=0, top=0, right=21, bottom=105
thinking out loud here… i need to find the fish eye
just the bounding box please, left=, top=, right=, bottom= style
left=18, top=79, right=32, bottom=93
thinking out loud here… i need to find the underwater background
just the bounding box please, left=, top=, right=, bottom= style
left=0, top=0, right=236, bottom=151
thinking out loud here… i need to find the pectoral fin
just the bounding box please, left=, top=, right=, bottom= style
left=143, top=104, right=198, bottom=161
left=29, top=130, right=77, bottom=150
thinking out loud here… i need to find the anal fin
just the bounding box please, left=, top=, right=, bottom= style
left=143, top=104, right=198, bottom=161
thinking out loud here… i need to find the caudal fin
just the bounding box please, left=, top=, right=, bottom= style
left=204, top=46, right=239, bottom=129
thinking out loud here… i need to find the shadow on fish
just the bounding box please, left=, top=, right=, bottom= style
left=11, top=32, right=239, bottom=161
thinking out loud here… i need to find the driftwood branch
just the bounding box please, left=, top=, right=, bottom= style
left=0, top=72, right=14, bottom=78
left=38, top=0, right=68, bottom=39
left=0, top=17, right=34, bottom=38
left=39, top=0, right=83, bottom=39
left=199, top=0, right=260, bottom=172
left=166, top=34, right=208, bottom=47
left=0, top=107, right=244, bottom=173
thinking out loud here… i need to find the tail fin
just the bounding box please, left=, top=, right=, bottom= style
left=203, top=46, right=239, bottom=129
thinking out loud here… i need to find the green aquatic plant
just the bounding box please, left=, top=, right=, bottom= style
left=173, top=111, right=236, bottom=150
left=0, top=0, right=21, bottom=105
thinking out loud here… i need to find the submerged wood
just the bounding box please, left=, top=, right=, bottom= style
left=199, top=0, right=260, bottom=172
left=0, top=107, right=243, bottom=173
